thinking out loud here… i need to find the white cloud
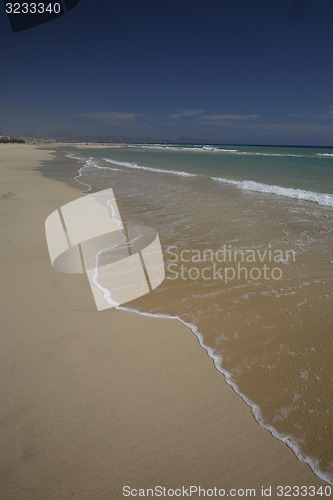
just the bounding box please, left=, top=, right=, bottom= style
left=242, top=121, right=333, bottom=138
left=168, top=109, right=205, bottom=120
left=200, top=113, right=260, bottom=124
left=286, top=108, right=333, bottom=120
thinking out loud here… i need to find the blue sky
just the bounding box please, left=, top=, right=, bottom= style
left=1, top=0, right=333, bottom=145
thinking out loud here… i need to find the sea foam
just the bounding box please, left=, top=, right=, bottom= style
left=113, top=304, right=333, bottom=487
left=103, top=158, right=196, bottom=177
left=102, top=156, right=333, bottom=208
left=66, top=152, right=333, bottom=486
left=212, top=177, right=333, bottom=207
left=132, top=144, right=309, bottom=157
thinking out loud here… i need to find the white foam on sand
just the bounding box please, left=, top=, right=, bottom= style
left=111, top=305, right=333, bottom=487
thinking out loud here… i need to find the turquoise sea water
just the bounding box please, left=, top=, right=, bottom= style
left=81, top=143, right=333, bottom=196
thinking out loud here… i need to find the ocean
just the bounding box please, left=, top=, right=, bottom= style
left=65, top=143, right=333, bottom=485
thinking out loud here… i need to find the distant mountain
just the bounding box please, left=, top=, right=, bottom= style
left=8, top=129, right=207, bottom=145
left=41, top=131, right=198, bottom=144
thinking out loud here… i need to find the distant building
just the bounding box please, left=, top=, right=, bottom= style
left=0, top=133, right=25, bottom=144
left=0, top=135, right=11, bottom=143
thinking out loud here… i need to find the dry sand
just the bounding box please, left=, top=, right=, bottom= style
left=0, top=144, right=328, bottom=499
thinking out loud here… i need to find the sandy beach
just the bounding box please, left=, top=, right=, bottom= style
left=0, top=144, right=329, bottom=499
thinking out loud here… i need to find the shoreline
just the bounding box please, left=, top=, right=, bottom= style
left=38, top=145, right=333, bottom=486
left=55, top=146, right=333, bottom=485
left=117, top=305, right=333, bottom=488
left=37, top=144, right=333, bottom=485
left=0, top=144, right=329, bottom=498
